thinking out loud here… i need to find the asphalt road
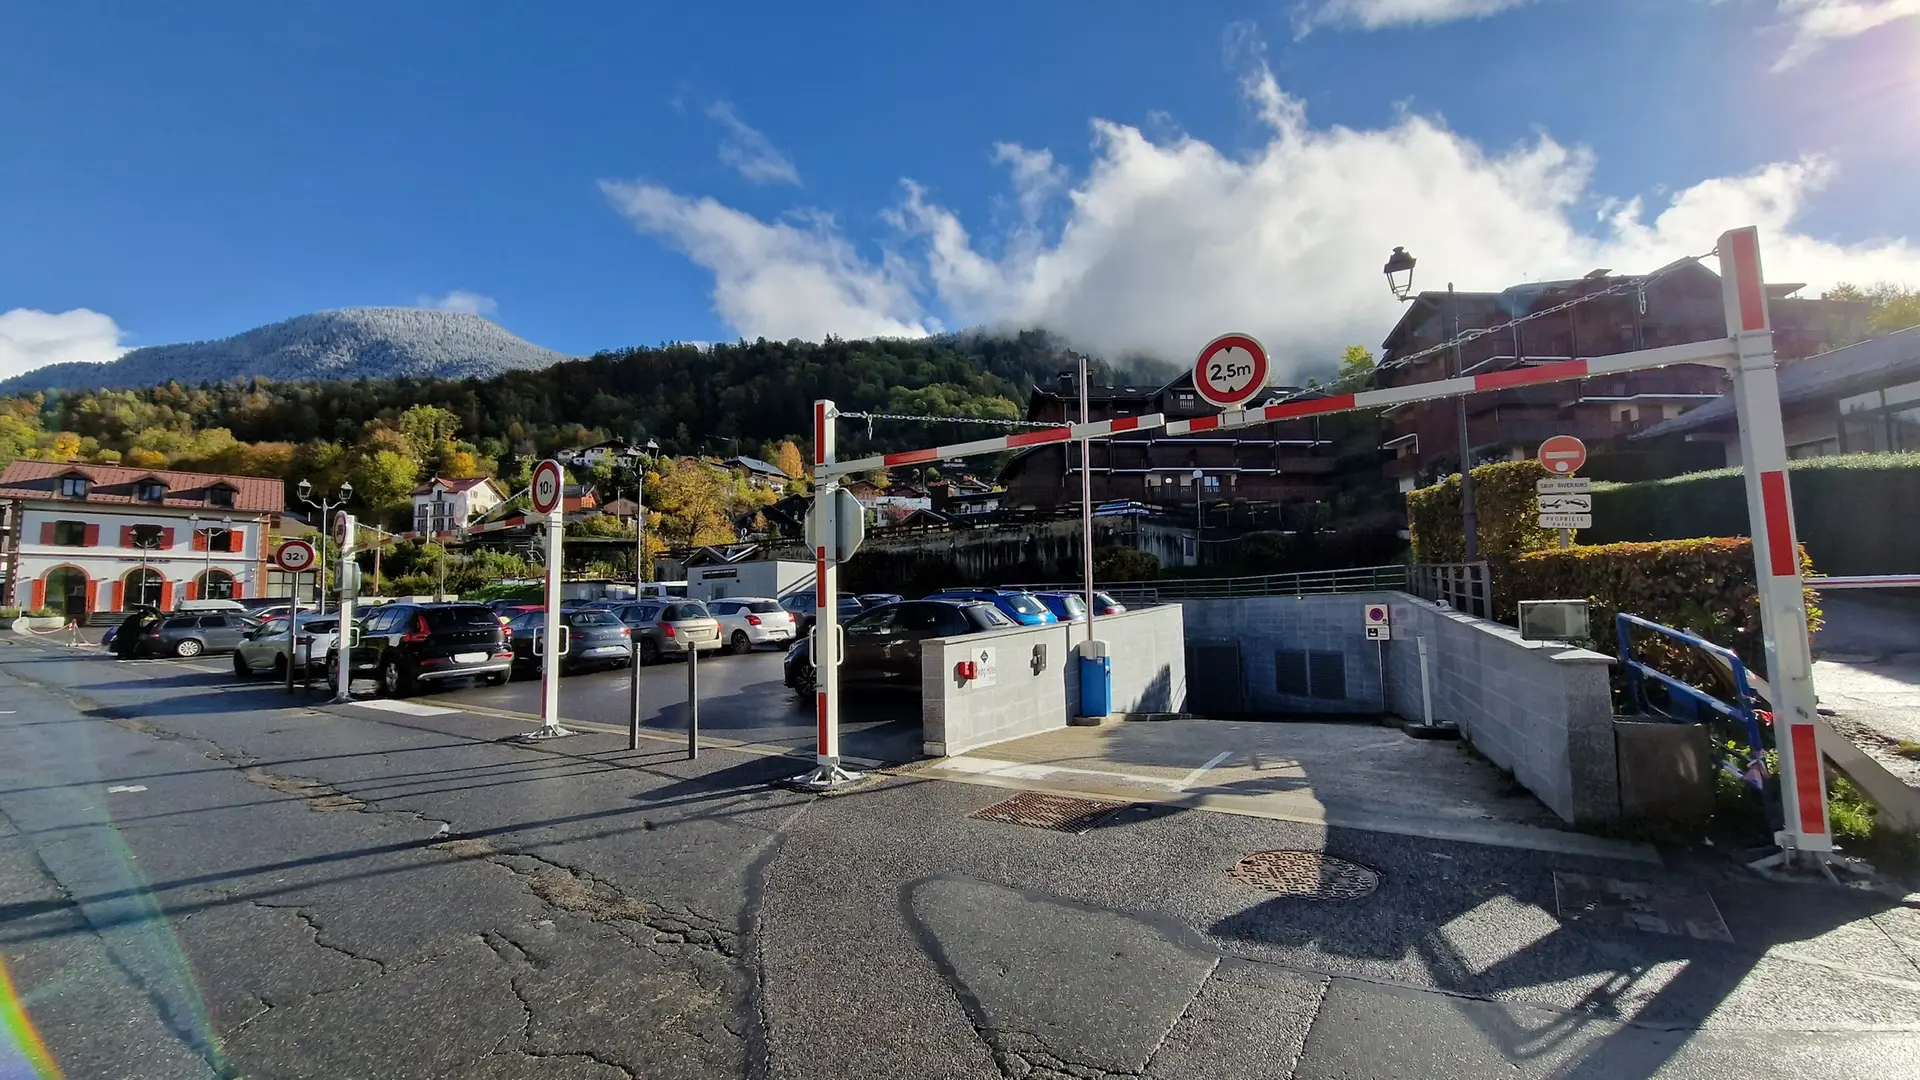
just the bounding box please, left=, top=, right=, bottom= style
left=3, top=634, right=1918, bottom=1080
left=422, top=648, right=924, bottom=763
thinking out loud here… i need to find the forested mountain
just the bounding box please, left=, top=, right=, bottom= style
left=0, top=308, right=573, bottom=392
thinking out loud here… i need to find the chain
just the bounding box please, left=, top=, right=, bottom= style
left=836, top=410, right=1071, bottom=439
left=1378, top=248, right=1718, bottom=374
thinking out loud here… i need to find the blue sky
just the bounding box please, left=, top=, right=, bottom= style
left=2, top=0, right=1917, bottom=382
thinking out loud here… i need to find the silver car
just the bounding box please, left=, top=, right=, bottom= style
left=609, top=600, right=722, bottom=665
left=233, top=613, right=339, bottom=678
left=144, top=612, right=261, bottom=658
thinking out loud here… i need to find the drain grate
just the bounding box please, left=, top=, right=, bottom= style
left=1553, top=871, right=1733, bottom=942
left=968, top=792, right=1130, bottom=834
left=1231, top=850, right=1380, bottom=900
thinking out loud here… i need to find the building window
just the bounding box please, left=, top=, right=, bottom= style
left=207, top=485, right=235, bottom=508
left=125, top=568, right=165, bottom=609
left=199, top=569, right=235, bottom=601
left=52, top=520, right=89, bottom=546
left=59, top=475, right=89, bottom=498
left=135, top=480, right=167, bottom=502
left=206, top=528, right=235, bottom=552
left=130, top=524, right=165, bottom=550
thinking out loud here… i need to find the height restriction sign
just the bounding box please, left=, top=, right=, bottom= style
left=1192, top=333, right=1270, bottom=410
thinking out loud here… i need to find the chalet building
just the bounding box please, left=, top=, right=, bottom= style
left=409, top=476, right=507, bottom=538
left=0, top=462, right=283, bottom=621
left=721, top=455, right=793, bottom=491
left=1377, top=262, right=1868, bottom=488
left=998, top=372, right=1337, bottom=511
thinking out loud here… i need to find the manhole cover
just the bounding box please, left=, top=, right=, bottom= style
left=969, top=792, right=1130, bottom=834
left=1230, top=851, right=1380, bottom=900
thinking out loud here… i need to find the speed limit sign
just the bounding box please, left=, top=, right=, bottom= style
left=531, top=458, right=565, bottom=515
left=274, top=539, right=317, bottom=573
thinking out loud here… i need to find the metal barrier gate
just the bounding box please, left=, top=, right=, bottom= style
left=796, top=226, right=1835, bottom=868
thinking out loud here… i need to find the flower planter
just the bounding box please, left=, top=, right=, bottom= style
left=12, top=616, right=69, bottom=634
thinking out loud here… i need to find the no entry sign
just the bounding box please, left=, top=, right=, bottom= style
left=532, top=458, right=565, bottom=515
left=1192, top=333, right=1270, bottom=410
left=1537, top=434, right=1588, bottom=475
left=274, top=539, right=316, bottom=573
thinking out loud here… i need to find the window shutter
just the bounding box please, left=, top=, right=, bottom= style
left=162, top=527, right=176, bottom=549
left=227, top=529, right=242, bottom=553
left=111, top=581, right=125, bottom=611
left=231, top=579, right=245, bottom=600
left=29, top=579, right=45, bottom=610
left=159, top=580, right=174, bottom=611
left=186, top=580, right=199, bottom=602
left=121, top=525, right=135, bottom=548
left=83, top=524, right=99, bottom=547
left=192, top=530, right=206, bottom=552
left=39, top=522, right=54, bottom=544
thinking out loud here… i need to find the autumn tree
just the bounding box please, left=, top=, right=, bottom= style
left=1824, top=282, right=1920, bottom=342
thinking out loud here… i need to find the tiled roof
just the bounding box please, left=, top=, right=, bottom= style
left=0, top=460, right=283, bottom=512
left=408, top=476, right=501, bottom=496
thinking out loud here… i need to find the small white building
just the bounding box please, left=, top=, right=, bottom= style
left=409, top=476, right=506, bottom=538
left=0, top=462, right=284, bottom=621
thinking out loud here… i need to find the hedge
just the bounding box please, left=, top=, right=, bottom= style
left=1407, top=459, right=1560, bottom=563
left=1493, top=537, right=1819, bottom=680
left=1586, top=452, right=1920, bottom=576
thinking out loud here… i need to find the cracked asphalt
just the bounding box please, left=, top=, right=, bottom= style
left=2, top=636, right=1918, bottom=1079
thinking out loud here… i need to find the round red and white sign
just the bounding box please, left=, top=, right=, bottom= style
left=1192, top=333, right=1270, bottom=410
left=531, top=458, right=565, bottom=515
left=332, top=510, right=352, bottom=547
left=1537, top=434, right=1588, bottom=475
left=274, top=539, right=317, bottom=573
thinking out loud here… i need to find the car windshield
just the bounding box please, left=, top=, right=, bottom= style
left=974, top=606, right=1015, bottom=627
left=670, top=602, right=711, bottom=619
left=1058, top=595, right=1087, bottom=617
left=422, top=607, right=499, bottom=631
left=747, top=600, right=783, bottom=613
left=567, top=611, right=618, bottom=626
left=1003, top=593, right=1047, bottom=615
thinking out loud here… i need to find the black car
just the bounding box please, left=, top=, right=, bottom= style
left=783, top=599, right=1014, bottom=700
left=778, top=592, right=867, bottom=636
left=328, top=602, right=511, bottom=697
left=856, top=593, right=905, bottom=609
left=506, top=608, right=633, bottom=674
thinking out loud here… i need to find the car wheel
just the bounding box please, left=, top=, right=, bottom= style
left=640, top=639, right=660, bottom=666
left=730, top=630, right=751, bottom=656
left=484, top=671, right=509, bottom=687
left=232, top=652, right=251, bottom=676
left=791, top=662, right=817, bottom=702
left=174, top=638, right=204, bottom=658
left=272, top=655, right=289, bottom=681
left=326, top=654, right=341, bottom=692
left=380, top=656, right=413, bottom=698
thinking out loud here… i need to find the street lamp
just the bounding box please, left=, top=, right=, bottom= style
left=1384, top=245, right=1479, bottom=563
left=189, top=514, right=233, bottom=599
left=1191, top=468, right=1204, bottom=564
left=296, top=479, right=354, bottom=615
left=560, top=436, right=659, bottom=753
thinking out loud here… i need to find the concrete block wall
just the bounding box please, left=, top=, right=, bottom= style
left=921, top=605, right=1186, bottom=758
left=1177, top=594, right=1393, bottom=714
left=1380, top=595, right=1619, bottom=826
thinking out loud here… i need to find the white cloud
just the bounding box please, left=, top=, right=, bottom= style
left=1295, top=0, right=1538, bottom=32
left=0, top=308, right=129, bottom=380
left=607, top=61, right=1920, bottom=379
left=599, top=180, right=929, bottom=341
left=417, top=289, right=499, bottom=317
left=707, top=101, right=801, bottom=186
left=1771, top=0, right=1920, bottom=70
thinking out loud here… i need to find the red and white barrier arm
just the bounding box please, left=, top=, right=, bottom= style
left=1810, top=575, right=1920, bottom=590
left=819, top=336, right=1737, bottom=479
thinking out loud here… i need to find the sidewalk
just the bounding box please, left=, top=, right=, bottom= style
left=1814, top=591, right=1920, bottom=786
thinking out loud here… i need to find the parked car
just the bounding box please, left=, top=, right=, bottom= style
left=924, top=588, right=1058, bottom=626
left=144, top=612, right=262, bottom=658
left=1031, top=591, right=1089, bottom=623
left=505, top=608, right=632, bottom=675
left=778, top=592, right=866, bottom=636
left=605, top=600, right=723, bottom=665
left=706, top=597, right=798, bottom=654
left=783, top=599, right=1014, bottom=700
left=233, top=613, right=340, bottom=678
left=176, top=598, right=249, bottom=614
left=856, top=593, right=905, bottom=609
left=327, top=602, right=511, bottom=696
left=1089, top=591, right=1127, bottom=616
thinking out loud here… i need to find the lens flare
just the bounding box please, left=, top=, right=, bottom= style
left=0, top=957, right=62, bottom=1080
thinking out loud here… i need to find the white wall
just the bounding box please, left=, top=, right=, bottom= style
left=11, top=502, right=268, bottom=612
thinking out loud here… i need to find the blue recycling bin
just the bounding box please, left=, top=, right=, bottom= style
left=1078, top=643, right=1112, bottom=719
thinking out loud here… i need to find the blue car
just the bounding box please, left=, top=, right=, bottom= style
left=925, top=588, right=1058, bottom=626
left=1031, top=591, right=1089, bottom=624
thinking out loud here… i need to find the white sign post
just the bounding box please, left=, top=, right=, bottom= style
left=331, top=513, right=356, bottom=703
left=275, top=539, right=317, bottom=695
left=519, top=458, right=574, bottom=741
left=1364, top=603, right=1392, bottom=641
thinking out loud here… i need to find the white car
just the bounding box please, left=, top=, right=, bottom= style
left=233, top=612, right=340, bottom=678
left=706, top=597, right=797, bottom=655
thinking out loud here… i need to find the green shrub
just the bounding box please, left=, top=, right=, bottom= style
left=22, top=608, right=57, bottom=619
left=1587, top=452, right=1920, bottom=575
left=0, top=607, right=18, bottom=620
left=1407, top=460, right=1560, bottom=563
left=1091, top=546, right=1160, bottom=582
left=1494, top=537, right=1819, bottom=679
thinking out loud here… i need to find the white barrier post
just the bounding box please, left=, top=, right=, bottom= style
left=519, top=459, right=575, bottom=741
left=791, top=399, right=863, bottom=790
left=332, top=514, right=356, bottom=704
left=1719, top=227, right=1832, bottom=869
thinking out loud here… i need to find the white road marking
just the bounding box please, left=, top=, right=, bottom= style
left=349, top=699, right=460, bottom=717
left=933, top=755, right=1186, bottom=790
left=1177, top=750, right=1235, bottom=791
left=107, top=785, right=148, bottom=793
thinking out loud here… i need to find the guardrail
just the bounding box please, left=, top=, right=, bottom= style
left=1005, top=563, right=1411, bottom=603
left=1408, top=562, right=1493, bottom=619
left=1616, top=612, right=1770, bottom=795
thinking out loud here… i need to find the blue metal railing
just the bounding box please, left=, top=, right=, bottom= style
left=1616, top=613, right=1769, bottom=792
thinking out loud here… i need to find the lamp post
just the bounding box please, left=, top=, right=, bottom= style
left=561, top=437, right=659, bottom=752
left=1385, top=246, right=1479, bottom=563
left=1191, top=468, right=1204, bottom=566
left=296, top=479, right=354, bottom=615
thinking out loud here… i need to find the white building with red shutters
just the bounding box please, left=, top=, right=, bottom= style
left=0, top=461, right=282, bottom=621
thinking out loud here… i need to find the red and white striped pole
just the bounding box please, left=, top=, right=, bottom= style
left=1719, top=226, right=1831, bottom=860
left=793, top=399, right=862, bottom=789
